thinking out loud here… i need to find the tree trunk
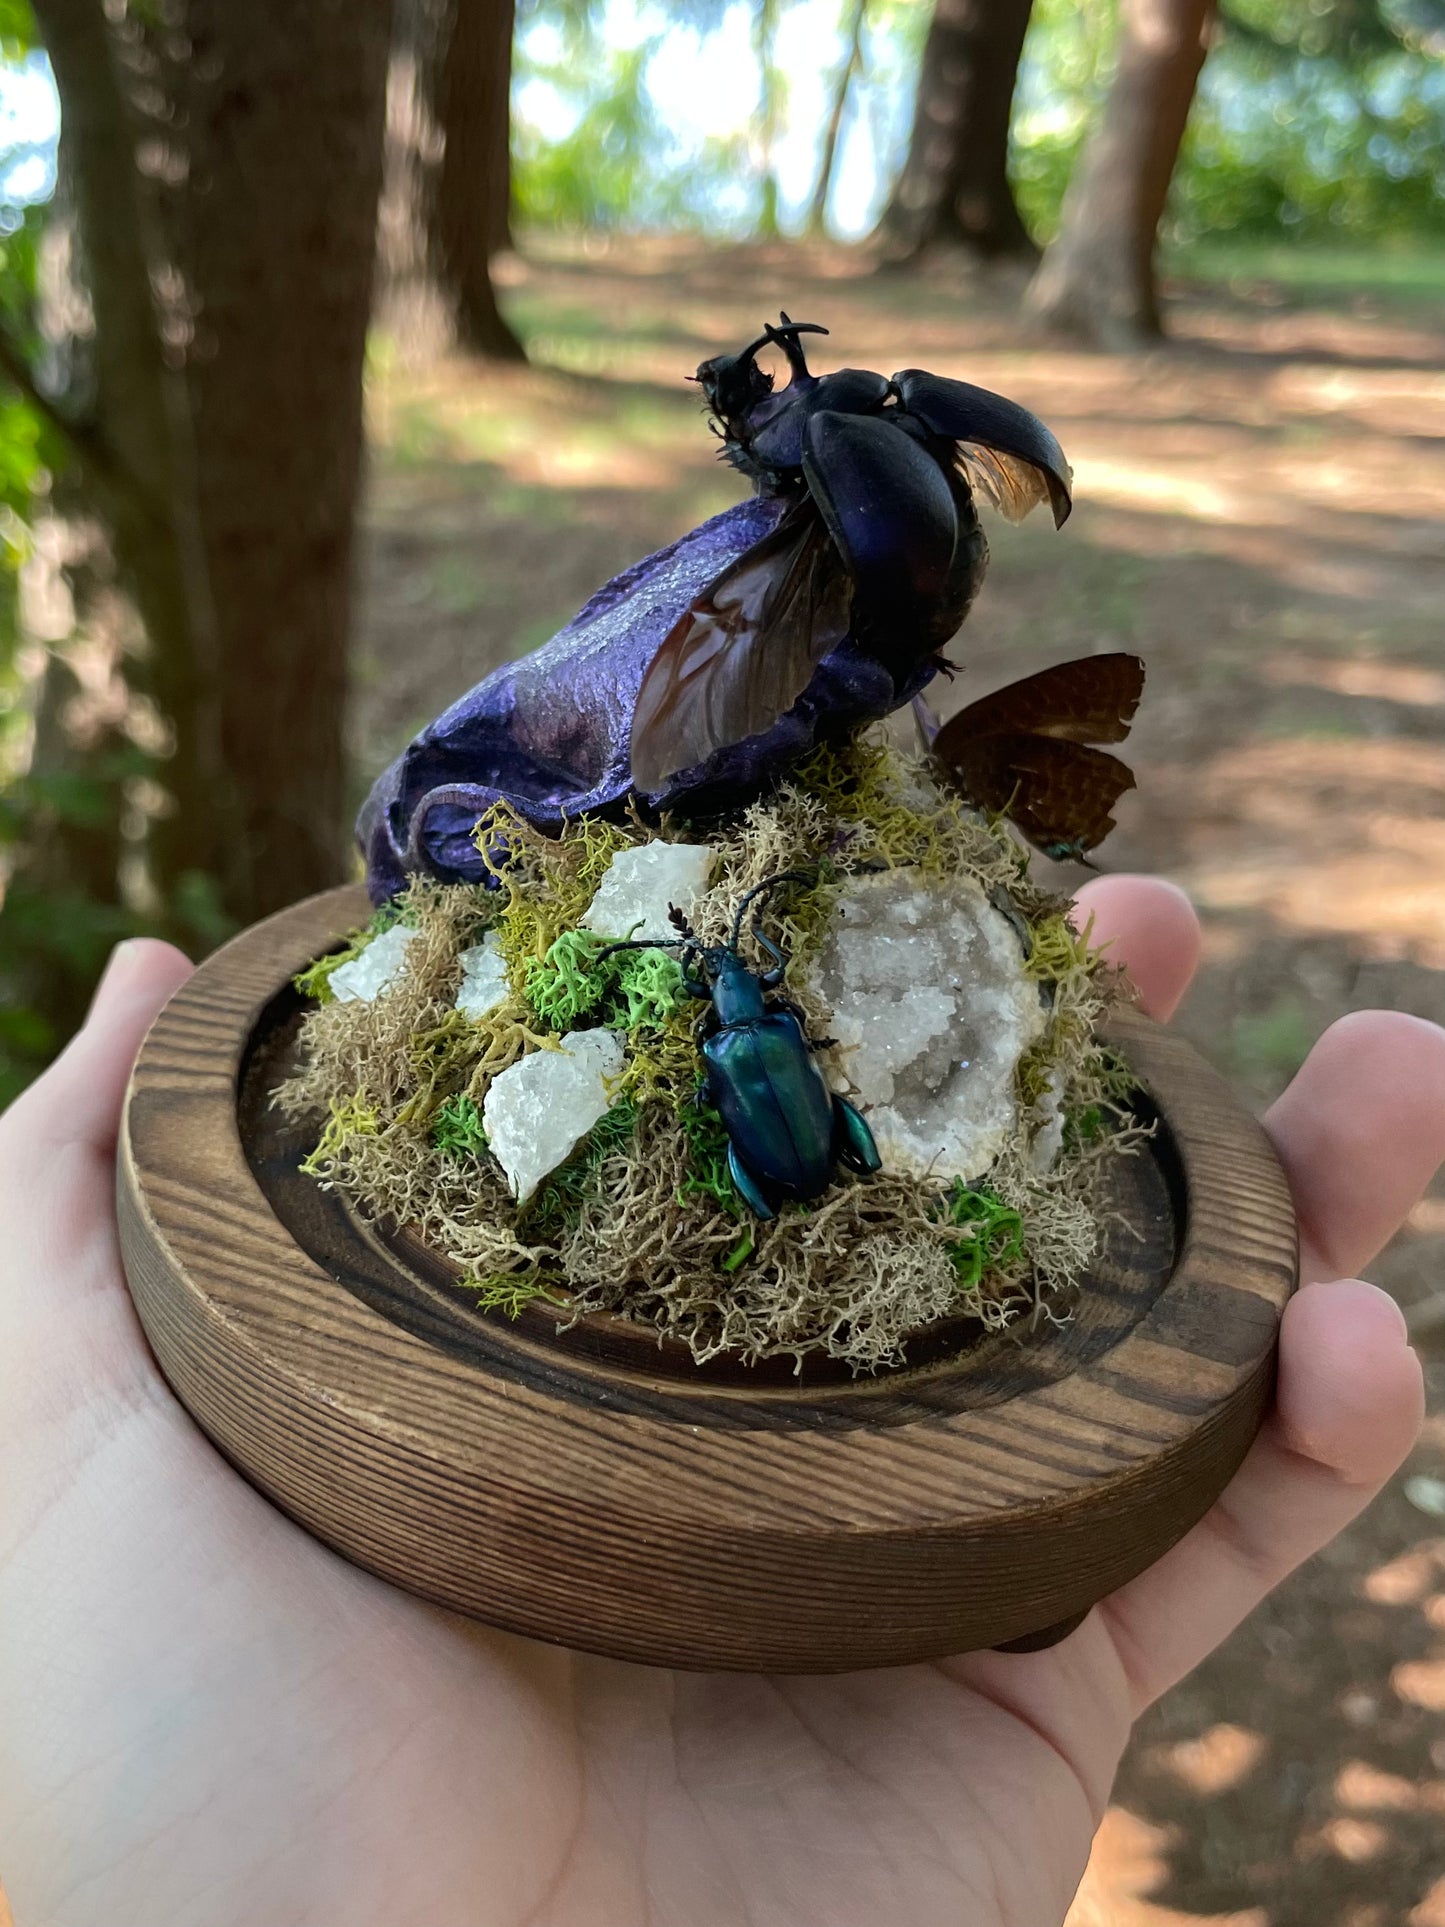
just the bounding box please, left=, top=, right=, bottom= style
left=378, top=0, right=523, bottom=363
left=34, top=0, right=395, bottom=931
left=1024, top=0, right=1216, bottom=346
left=435, top=0, right=524, bottom=358
left=178, top=0, right=396, bottom=918
left=807, top=0, right=867, bottom=238
left=877, top=0, right=1037, bottom=264
left=31, top=0, right=224, bottom=899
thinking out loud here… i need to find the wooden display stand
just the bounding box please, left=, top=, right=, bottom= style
left=119, top=884, right=1298, bottom=1673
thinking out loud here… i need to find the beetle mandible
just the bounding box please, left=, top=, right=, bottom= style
left=596, top=871, right=880, bottom=1220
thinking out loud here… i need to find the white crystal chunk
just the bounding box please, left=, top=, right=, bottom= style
left=455, top=930, right=510, bottom=1020
left=482, top=1028, right=626, bottom=1205
left=581, top=842, right=714, bottom=942
left=329, top=923, right=419, bottom=1004
left=805, top=871, right=1045, bottom=1182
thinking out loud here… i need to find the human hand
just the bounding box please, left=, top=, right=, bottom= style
left=0, top=884, right=1439, bottom=1927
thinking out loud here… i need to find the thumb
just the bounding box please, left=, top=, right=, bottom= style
left=0, top=939, right=193, bottom=1386
left=0, top=939, right=194, bottom=1166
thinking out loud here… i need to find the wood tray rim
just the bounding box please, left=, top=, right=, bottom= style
left=118, top=883, right=1299, bottom=1670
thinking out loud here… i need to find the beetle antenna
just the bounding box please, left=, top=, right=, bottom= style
left=729, top=868, right=818, bottom=957
left=589, top=936, right=683, bottom=968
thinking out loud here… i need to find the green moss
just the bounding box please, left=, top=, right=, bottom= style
left=525, top=929, right=690, bottom=1040
left=465, top=1271, right=565, bottom=1319
left=299, top=1093, right=379, bottom=1173
left=526, top=928, right=614, bottom=1029
left=432, top=1092, right=488, bottom=1159
left=941, top=1182, right=1027, bottom=1290
left=292, top=904, right=406, bottom=1005
left=613, top=948, right=688, bottom=1028
left=1023, top=912, right=1094, bottom=984
left=677, top=1093, right=741, bottom=1216
left=523, top=1097, right=640, bottom=1236
left=474, top=802, right=634, bottom=1003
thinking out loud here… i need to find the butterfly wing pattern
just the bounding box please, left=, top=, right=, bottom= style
left=931, top=654, right=1145, bottom=862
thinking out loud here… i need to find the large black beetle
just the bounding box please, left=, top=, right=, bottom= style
left=357, top=316, right=1073, bottom=900
left=630, top=314, right=1073, bottom=790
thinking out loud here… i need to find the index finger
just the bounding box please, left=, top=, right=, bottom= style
left=1071, top=874, right=1201, bottom=1023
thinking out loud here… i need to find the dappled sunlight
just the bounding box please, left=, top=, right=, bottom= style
left=1066, top=1809, right=1268, bottom=1927
left=1261, top=655, right=1445, bottom=707
left=1362, top=1545, right=1445, bottom=1607
left=1144, top=737, right=1445, bottom=964
left=1146, top=1724, right=1268, bottom=1796
left=1334, top=1762, right=1445, bottom=1813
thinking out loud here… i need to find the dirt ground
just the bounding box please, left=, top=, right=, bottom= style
left=349, top=240, right=1445, bottom=1926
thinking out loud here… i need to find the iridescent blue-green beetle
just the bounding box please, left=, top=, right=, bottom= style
left=597, top=872, right=880, bottom=1220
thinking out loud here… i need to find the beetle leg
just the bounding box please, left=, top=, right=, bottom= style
left=727, top=1142, right=776, bottom=1221
left=833, top=1096, right=882, bottom=1175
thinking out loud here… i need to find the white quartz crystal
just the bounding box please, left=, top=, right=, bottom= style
left=581, top=842, right=714, bottom=942
left=455, top=930, right=510, bottom=1020
left=804, top=871, right=1045, bottom=1182
left=329, top=923, right=419, bottom=1004
left=482, top=1028, right=626, bottom=1204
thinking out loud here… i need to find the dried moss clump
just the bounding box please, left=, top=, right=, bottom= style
left=275, top=734, right=1136, bottom=1373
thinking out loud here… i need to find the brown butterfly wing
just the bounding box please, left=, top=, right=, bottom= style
left=630, top=505, right=851, bottom=791
left=945, top=732, right=1136, bottom=857
left=938, top=653, right=1145, bottom=749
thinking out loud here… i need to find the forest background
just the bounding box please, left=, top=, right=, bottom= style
left=2, top=0, right=1445, bottom=1920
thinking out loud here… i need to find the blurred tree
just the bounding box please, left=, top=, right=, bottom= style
left=807, top=0, right=868, bottom=237
left=1024, top=0, right=1218, bottom=344
left=379, top=0, right=524, bottom=361
left=21, top=0, right=393, bottom=930
left=753, top=0, right=784, bottom=239
left=876, top=0, right=1037, bottom=264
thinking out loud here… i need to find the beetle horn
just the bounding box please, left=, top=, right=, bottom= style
left=765, top=314, right=828, bottom=386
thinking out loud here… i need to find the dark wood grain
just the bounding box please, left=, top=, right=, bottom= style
left=119, top=884, right=1299, bottom=1672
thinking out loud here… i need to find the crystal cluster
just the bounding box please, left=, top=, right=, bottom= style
left=804, top=870, right=1045, bottom=1182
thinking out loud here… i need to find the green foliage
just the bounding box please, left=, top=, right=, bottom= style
left=1012, top=0, right=1445, bottom=246
left=514, top=13, right=746, bottom=233
left=431, top=1092, right=488, bottom=1159
left=940, top=1183, right=1027, bottom=1291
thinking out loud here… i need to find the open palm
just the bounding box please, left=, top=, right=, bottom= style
left=1, top=876, right=1439, bottom=1927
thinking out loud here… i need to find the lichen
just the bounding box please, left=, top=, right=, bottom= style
left=276, top=730, right=1133, bottom=1373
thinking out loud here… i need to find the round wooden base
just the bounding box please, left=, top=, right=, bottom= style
left=119, top=885, right=1298, bottom=1673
